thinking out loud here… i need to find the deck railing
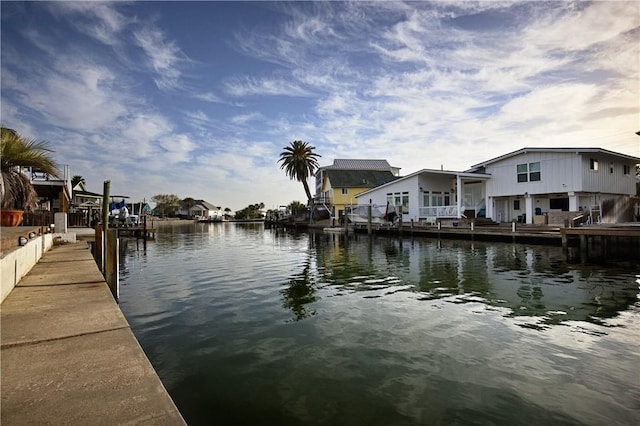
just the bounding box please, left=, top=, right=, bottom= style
left=419, top=205, right=460, bottom=218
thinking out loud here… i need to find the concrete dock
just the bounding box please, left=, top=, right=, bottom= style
left=1, top=241, right=186, bottom=425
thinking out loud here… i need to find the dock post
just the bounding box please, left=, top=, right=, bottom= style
left=398, top=214, right=403, bottom=237
left=367, top=200, right=372, bottom=235
left=511, top=222, right=516, bottom=233
left=344, top=211, right=349, bottom=234
left=580, top=234, right=587, bottom=262
left=101, top=181, right=110, bottom=272
left=561, top=231, right=568, bottom=256
left=94, top=224, right=103, bottom=270
left=105, top=229, right=119, bottom=302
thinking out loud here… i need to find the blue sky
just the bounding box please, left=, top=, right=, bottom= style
left=1, top=1, right=638, bottom=211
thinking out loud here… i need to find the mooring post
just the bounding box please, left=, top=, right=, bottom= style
left=344, top=211, right=349, bottom=234
left=398, top=214, right=403, bottom=237
left=580, top=234, right=587, bottom=262
left=94, top=224, right=103, bottom=270
left=105, top=229, right=119, bottom=302
left=367, top=200, right=372, bottom=235
left=101, top=181, right=110, bottom=273
left=511, top=221, right=516, bottom=233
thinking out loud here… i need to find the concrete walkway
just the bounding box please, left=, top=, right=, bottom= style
left=1, top=241, right=186, bottom=425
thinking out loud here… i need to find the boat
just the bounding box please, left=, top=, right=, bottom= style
left=346, top=205, right=395, bottom=225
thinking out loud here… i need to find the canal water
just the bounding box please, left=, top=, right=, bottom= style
left=119, top=222, right=640, bottom=426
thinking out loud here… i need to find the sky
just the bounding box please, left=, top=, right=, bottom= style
left=1, top=1, right=638, bottom=211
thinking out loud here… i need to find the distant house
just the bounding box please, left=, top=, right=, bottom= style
left=186, top=200, right=223, bottom=220
left=356, top=147, right=640, bottom=226
left=314, top=159, right=400, bottom=221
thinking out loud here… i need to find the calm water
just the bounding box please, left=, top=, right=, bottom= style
left=119, top=222, right=640, bottom=426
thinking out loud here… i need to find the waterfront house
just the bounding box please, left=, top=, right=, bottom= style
left=468, top=148, right=639, bottom=225
left=356, top=147, right=639, bottom=226
left=314, top=159, right=400, bottom=221
left=354, top=168, right=491, bottom=224
left=188, top=200, right=223, bottom=220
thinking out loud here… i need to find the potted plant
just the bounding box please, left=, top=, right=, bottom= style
left=1, top=127, right=59, bottom=227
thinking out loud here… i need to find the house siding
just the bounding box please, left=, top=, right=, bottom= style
left=581, top=153, right=636, bottom=195
left=485, top=152, right=583, bottom=197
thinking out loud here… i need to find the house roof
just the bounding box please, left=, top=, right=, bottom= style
left=194, top=200, right=220, bottom=210
left=355, top=168, right=491, bottom=198
left=328, top=159, right=393, bottom=170
left=325, top=169, right=397, bottom=188
left=468, top=147, right=640, bottom=171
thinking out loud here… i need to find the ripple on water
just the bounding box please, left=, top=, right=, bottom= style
left=119, top=227, right=640, bottom=426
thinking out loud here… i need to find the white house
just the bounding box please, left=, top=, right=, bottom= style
left=356, top=147, right=639, bottom=225
left=469, top=148, right=639, bottom=225
left=189, top=200, right=223, bottom=220
left=354, top=169, right=491, bottom=224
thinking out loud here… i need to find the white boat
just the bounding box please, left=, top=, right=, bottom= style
left=346, top=205, right=395, bottom=224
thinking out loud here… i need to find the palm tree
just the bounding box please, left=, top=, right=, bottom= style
left=278, top=140, right=321, bottom=204
left=1, top=127, right=59, bottom=211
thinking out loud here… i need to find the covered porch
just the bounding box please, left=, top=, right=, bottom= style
left=417, top=172, right=490, bottom=222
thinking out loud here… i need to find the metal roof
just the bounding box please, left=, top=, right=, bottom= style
left=328, top=159, right=393, bottom=170
left=325, top=169, right=397, bottom=188
left=468, top=147, right=640, bottom=170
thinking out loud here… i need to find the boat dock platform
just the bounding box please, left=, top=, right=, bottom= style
left=0, top=241, right=185, bottom=425
left=351, top=222, right=564, bottom=245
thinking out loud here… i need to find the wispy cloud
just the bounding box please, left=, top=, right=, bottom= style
left=224, top=76, right=314, bottom=97
left=133, top=26, right=186, bottom=90
left=1, top=1, right=637, bottom=209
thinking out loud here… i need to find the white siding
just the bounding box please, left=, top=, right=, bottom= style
left=356, top=176, right=420, bottom=220
left=485, top=152, right=583, bottom=197
left=581, top=154, right=636, bottom=195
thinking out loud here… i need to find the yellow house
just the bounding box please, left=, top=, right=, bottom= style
left=314, top=160, right=399, bottom=222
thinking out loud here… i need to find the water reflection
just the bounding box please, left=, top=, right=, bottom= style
left=292, top=232, right=639, bottom=327
left=281, top=263, right=317, bottom=321
left=119, top=224, right=640, bottom=426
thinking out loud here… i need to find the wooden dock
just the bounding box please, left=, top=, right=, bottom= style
left=114, top=226, right=156, bottom=239
left=560, top=225, right=640, bottom=258
left=351, top=222, right=564, bottom=245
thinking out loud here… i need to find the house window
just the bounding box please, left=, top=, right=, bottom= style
left=402, top=192, right=409, bottom=214
left=517, top=164, right=528, bottom=182
left=517, top=162, right=541, bottom=182
left=550, top=198, right=569, bottom=211
left=590, top=158, right=598, bottom=171
left=529, top=162, right=541, bottom=181
left=623, top=164, right=631, bottom=175
left=431, top=191, right=443, bottom=207
left=387, top=192, right=409, bottom=213
left=514, top=200, right=520, bottom=211
left=341, top=188, right=348, bottom=195
left=423, top=192, right=430, bottom=207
